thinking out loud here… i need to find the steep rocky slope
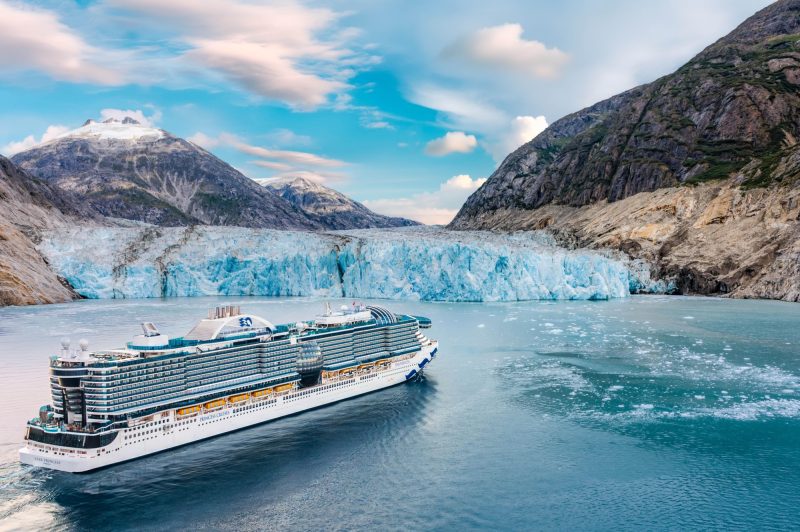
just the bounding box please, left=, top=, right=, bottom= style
left=452, top=0, right=800, bottom=301
left=0, top=156, right=91, bottom=305
left=261, top=176, right=418, bottom=229
left=11, top=119, right=323, bottom=230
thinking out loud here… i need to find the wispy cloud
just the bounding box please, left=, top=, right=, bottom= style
left=250, top=160, right=294, bottom=171
left=190, top=130, right=349, bottom=184
left=265, top=128, right=312, bottom=148
left=0, top=1, right=125, bottom=85
left=220, top=133, right=346, bottom=168
left=109, top=0, right=373, bottom=109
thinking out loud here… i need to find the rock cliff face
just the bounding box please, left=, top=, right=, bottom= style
left=261, top=176, right=419, bottom=229
left=11, top=119, right=323, bottom=230
left=0, top=156, right=91, bottom=306
left=451, top=0, right=800, bottom=301
left=455, top=178, right=800, bottom=302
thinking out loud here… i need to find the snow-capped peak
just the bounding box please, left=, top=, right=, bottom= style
left=56, top=117, right=164, bottom=143
left=261, top=175, right=329, bottom=193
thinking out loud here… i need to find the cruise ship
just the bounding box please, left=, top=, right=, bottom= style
left=20, top=303, right=438, bottom=473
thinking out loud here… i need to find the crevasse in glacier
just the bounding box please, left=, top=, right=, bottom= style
left=38, top=226, right=666, bottom=302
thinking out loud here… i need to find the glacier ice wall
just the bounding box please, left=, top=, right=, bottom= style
left=38, top=226, right=665, bottom=302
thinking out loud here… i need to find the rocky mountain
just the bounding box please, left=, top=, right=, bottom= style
left=0, top=155, right=93, bottom=305
left=451, top=0, right=800, bottom=301
left=260, top=176, right=419, bottom=229
left=11, top=118, right=323, bottom=230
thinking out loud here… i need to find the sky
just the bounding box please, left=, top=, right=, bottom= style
left=0, top=0, right=773, bottom=224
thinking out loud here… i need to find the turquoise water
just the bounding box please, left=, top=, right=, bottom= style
left=1, top=296, right=799, bottom=530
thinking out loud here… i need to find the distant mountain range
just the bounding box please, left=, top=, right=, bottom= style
left=451, top=0, right=800, bottom=302
left=11, top=118, right=413, bottom=230
left=260, top=176, right=418, bottom=229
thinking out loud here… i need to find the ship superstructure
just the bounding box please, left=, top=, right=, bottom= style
left=20, top=303, right=437, bottom=472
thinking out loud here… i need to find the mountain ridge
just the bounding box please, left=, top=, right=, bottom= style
left=261, top=176, right=419, bottom=229
left=11, top=118, right=326, bottom=230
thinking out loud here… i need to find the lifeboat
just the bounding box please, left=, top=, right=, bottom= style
left=176, top=405, right=201, bottom=416
left=228, top=394, right=249, bottom=404
left=203, top=399, right=226, bottom=410
left=274, top=383, right=295, bottom=393
left=375, top=359, right=391, bottom=367
left=251, top=388, right=273, bottom=399
left=357, top=363, right=374, bottom=371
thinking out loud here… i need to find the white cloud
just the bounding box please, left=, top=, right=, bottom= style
left=410, top=84, right=507, bottom=133
left=0, top=2, right=123, bottom=85
left=489, top=115, right=548, bottom=162
left=110, top=0, right=368, bottom=108
left=363, top=174, right=486, bottom=225
left=424, top=131, right=478, bottom=156
left=443, top=24, right=569, bottom=79
left=2, top=124, right=70, bottom=156
left=100, top=108, right=161, bottom=127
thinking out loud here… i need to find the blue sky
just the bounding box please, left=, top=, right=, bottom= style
left=0, top=0, right=772, bottom=223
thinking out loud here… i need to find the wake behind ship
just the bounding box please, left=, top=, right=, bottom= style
left=20, top=303, right=438, bottom=472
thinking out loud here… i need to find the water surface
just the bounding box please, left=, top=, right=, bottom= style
left=1, top=296, right=798, bottom=530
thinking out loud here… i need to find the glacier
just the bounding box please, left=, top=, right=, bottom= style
left=38, top=226, right=667, bottom=302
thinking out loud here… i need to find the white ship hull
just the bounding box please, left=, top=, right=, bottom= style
left=20, top=343, right=437, bottom=473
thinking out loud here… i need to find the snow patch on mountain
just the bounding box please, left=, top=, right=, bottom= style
left=52, top=118, right=164, bottom=143
left=38, top=226, right=667, bottom=302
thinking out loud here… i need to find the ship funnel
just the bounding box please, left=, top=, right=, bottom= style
left=60, top=337, right=71, bottom=357
left=77, top=338, right=91, bottom=360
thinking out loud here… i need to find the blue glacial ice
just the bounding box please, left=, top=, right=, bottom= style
left=38, top=226, right=667, bottom=302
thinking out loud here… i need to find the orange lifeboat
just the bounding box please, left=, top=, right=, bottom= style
left=177, top=405, right=201, bottom=416
left=228, top=394, right=249, bottom=404
left=203, top=399, right=226, bottom=410
left=274, top=383, right=295, bottom=393
left=251, top=388, right=273, bottom=399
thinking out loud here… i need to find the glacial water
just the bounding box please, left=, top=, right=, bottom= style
left=0, top=295, right=798, bottom=531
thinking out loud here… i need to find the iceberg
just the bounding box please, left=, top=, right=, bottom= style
left=38, top=226, right=665, bottom=302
